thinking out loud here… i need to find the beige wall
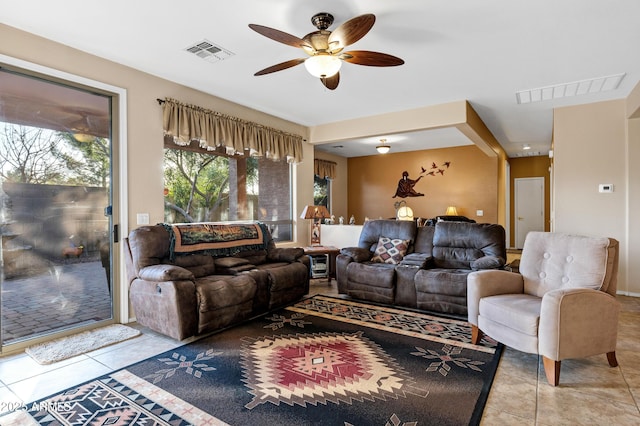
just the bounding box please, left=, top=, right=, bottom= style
left=553, top=98, right=632, bottom=294
left=346, top=145, right=498, bottom=223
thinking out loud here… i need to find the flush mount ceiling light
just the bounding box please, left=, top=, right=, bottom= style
left=516, top=73, right=626, bottom=104
left=523, top=144, right=531, bottom=150
left=376, top=138, right=390, bottom=154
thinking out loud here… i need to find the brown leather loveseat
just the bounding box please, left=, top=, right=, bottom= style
left=336, top=219, right=506, bottom=317
left=124, top=222, right=309, bottom=340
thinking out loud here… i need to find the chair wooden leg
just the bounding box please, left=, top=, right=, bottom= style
left=543, top=356, right=561, bottom=386
left=471, top=324, right=484, bottom=345
left=607, top=351, right=618, bottom=367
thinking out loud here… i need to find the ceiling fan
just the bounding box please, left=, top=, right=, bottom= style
left=249, top=12, right=404, bottom=90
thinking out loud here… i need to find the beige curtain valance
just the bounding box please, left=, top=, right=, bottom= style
left=314, top=159, right=337, bottom=179
left=160, top=98, right=303, bottom=163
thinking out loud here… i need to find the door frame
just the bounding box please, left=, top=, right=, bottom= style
left=0, top=55, right=129, bottom=334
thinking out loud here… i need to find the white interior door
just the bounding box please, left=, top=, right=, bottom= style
left=515, top=177, right=544, bottom=249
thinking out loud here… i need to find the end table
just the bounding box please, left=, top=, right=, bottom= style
left=303, top=246, right=340, bottom=283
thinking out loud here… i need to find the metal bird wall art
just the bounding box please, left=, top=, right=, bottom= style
left=392, top=162, right=451, bottom=198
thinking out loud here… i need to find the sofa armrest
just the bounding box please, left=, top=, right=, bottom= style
left=138, top=264, right=194, bottom=282
left=539, top=288, right=619, bottom=361
left=339, top=247, right=372, bottom=262
left=471, top=255, right=506, bottom=270
left=467, top=270, right=524, bottom=325
left=399, top=252, right=432, bottom=268
left=130, top=278, right=197, bottom=340
left=267, top=247, right=304, bottom=263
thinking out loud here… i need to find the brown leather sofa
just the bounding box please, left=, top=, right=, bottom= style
left=336, top=219, right=506, bottom=317
left=124, top=222, right=309, bottom=340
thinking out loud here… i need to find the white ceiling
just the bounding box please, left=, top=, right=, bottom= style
left=2, top=0, right=639, bottom=158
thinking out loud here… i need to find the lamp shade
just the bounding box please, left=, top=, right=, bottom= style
left=300, top=205, right=330, bottom=220
left=376, top=145, right=390, bottom=154
left=445, top=206, right=458, bottom=216
left=304, top=54, right=342, bottom=78
left=397, top=206, right=414, bottom=221
left=376, top=138, right=390, bottom=154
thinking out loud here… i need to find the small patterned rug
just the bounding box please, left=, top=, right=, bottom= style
left=4, top=295, right=501, bottom=425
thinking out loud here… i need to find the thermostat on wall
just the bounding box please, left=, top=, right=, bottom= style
left=599, top=184, right=614, bottom=193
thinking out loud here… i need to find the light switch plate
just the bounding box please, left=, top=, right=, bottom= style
left=137, top=213, right=150, bottom=225
left=476, top=210, right=484, bottom=217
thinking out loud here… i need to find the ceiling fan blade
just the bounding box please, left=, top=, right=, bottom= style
left=254, top=58, right=306, bottom=76
left=340, top=50, right=405, bottom=66
left=320, top=73, right=340, bottom=90
left=328, top=14, right=375, bottom=50
left=248, top=24, right=311, bottom=49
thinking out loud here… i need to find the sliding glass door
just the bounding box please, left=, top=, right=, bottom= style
left=0, top=66, right=115, bottom=350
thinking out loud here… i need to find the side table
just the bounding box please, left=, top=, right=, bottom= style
left=303, top=246, right=340, bottom=283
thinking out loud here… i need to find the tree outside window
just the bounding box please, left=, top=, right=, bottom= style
left=163, top=146, right=292, bottom=241
left=314, top=174, right=330, bottom=212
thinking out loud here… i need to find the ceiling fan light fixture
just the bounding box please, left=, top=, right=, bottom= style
left=304, top=54, right=341, bottom=78
left=376, top=138, right=390, bottom=154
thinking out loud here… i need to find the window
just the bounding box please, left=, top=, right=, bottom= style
left=163, top=144, right=293, bottom=241
left=314, top=174, right=330, bottom=212
left=0, top=65, right=116, bottom=348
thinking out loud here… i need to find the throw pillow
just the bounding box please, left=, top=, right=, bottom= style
left=371, top=237, right=410, bottom=264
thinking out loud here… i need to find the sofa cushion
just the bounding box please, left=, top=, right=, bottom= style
left=215, top=257, right=251, bottom=268
left=519, top=232, right=612, bottom=297
left=357, top=220, right=416, bottom=252
left=432, top=222, right=506, bottom=269
left=195, top=275, right=256, bottom=311
left=346, top=262, right=396, bottom=289
left=415, top=268, right=470, bottom=297
left=371, top=237, right=410, bottom=264
left=479, top=293, right=541, bottom=337
left=267, top=247, right=304, bottom=263
left=167, top=254, right=216, bottom=278
left=195, top=275, right=256, bottom=334
left=128, top=225, right=171, bottom=270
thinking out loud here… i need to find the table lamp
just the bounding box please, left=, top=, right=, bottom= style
left=300, top=205, right=330, bottom=246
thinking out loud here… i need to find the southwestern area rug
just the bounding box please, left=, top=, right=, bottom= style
left=2, top=295, right=501, bottom=426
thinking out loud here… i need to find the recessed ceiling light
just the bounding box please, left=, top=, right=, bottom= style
left=516, top=73, right=625, bottom=104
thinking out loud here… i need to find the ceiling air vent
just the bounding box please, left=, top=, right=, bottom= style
left=516, top=73, right=625, bottom=104
left=185, top=40, right=234, bottom=63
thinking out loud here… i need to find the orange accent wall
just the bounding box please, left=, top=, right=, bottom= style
left=347, top=145, right=498, bottom=223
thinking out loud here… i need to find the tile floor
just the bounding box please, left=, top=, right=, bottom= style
left=0, top=279, right=638, bottom=425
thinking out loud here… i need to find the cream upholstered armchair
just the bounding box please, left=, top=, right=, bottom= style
left=467, top=232, right=620, bottom=386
